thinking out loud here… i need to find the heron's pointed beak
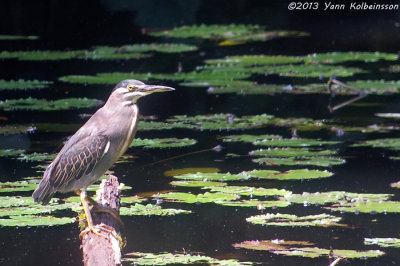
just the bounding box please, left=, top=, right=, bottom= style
left=138, top=85, right=175, bottom=94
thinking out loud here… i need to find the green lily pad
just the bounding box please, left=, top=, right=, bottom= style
left=130, top=138, right=197, bottom=148
left=0, top=35, right=39, bottom=40
left=170, top=180, right=227, bottom=187
left=120, top=203, right=191, bottom=216
left=328, top=201, right=400, bottom=214
left=0, top=125, right=36, bottom=135
left=352, top=138, right=400, bottom=151
left=306, top=51, right=398, bottom=64
left=0, top=180, right=38, bottom=193
left=173, top=172, right=253, bottom=182
left=0, top=43, right=197, bottom=61
left=364, top=238, right=400, bottom=248
left=250, top=148, right=336, bottom=157
left=219, top=199, right=290, bottom=208
left=0, top=215, right=75, bottom=227
left=221, top=134, right=281, bottom=143
left=245, top=169, right=333, bottom=180
left=0, top=97, right=102, bottom=111
left=17, top=152, right=56, bottom=162
left=0, top=149, right=25, bottom=157
left=253, top=138, right=340, bottom=147
left=0, top=79, right=53, bottom=90
left=233, top=240, right=384, bottom=259
left=149, top=24, right=308, bottom=43
left=283, top=191, right=393, bottom=205
left=253, top=156, right=345, bottom=167
left=375, top=113, right=400, bottom=119
left=206, top=55, right=302, bottom=66
left=204, top=186, right=291, bottom=197
left=124, top=251, right=252, bottom=265
left=246, top=213, right=344, bottom=227
left=155, top=192, right=239, bottom=204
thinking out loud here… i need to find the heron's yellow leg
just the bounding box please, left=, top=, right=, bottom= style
left=78, top=189, right=109, bottom=238
left=84, top=196, right=124, bottom=226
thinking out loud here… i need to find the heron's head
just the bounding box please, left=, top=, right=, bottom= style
left=111, top=79, right=174, bottom=105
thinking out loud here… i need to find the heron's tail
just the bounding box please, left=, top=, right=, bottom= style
left=32, top=179, right=54, bottom=205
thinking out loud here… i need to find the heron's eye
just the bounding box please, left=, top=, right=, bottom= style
left=127, top=85, right=136, bottom=91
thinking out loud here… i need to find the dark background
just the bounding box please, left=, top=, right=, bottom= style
left=0, top=0, right=399, bottom=52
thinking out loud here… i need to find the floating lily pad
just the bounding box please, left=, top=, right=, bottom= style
left=130, top=138, right=197, bottom=149
left=0, top=43, right=197, bottom=61
left=0, top=97, right=102, bottom=111
left=155, top=192, right=239, bottom=204
left=306, top=51, right=398, bottom=64
left=375, top=113, right=400, bottom=119
left=0, top=180, right=38, bottom=193
left=0, top=215, right=75, bottom=227
left=206, top=55, right=302, bottom=66
left=364, top=238, right=400, bottom=248
left=246, top=213, right=344, bottom=227
left=253, top=156, right=345, bottom=167
left=0, top=79, right=53, bottom=90
left=219, top=199, right=290, bottom=208
left=124, top=251, right=252, bottom=265
left=328, top=200, right=400, bottom=214
left=149, top=24, right=308, bottom=43
left=245, top=169, right=333, bottom=180
left=250, top=148, right=336, bottom=157
left=164, top=167, right=220, bottom=177
left=17, top=152, right=56, bottom=162
left=0, top=35, right=39, bottom=40
left=204, top=186, right=291, bottom=197
left=0, top=149, right=24, bottom=157
left=283, top=191, right=393, bottom=206
left=173, top=172, right=253, bottom=182
left=352, top=138, right=400, bottom=151
left=120, top=203, right=191, bottom=216
left=170, top=180, right=227, bottom=187
left=233, top=240, right=384, bottom=259
left=0, top=125, right=36, bottom=135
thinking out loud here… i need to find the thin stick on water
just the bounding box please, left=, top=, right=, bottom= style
left=142, top=145, right=223, bottom=167
left=327, top=77, right=368, bottom=112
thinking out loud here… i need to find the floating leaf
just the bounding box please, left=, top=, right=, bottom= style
left=0, top=149, right=24, bottom=157
left=253, top=156, right=345, bottom=167
left=17, top=152, right=56, bottom=162
left=0, top=215, right=75, bottom=227
left=328, top=201, right=400, bottom=214
left=173, top=172, right=254, bottom=182
left=245, top=169, right=333, bottom=180
left=170, top=180, right=227, bottom=187
left=283, top=191, right=393, bottom=205
left=0, top=35, right=39, bottom=40
left=130, top=138, right=197, bottom=148
left=204, top=186, right=291, bottom=197
left=0, top=79, right=53, bottom=90
left=124, top=251, right=252, bottom=265
left=206, top=55, right=301, bottom=66
left=149, top=24, right=308, bottom=43
left=375, top=113, right=400, bottom=119
left=0, top=97, right=102, bottom=111
left=364, top=238, right=400, bottom=248
left=246, top=213, right=344, bottom=227
left=233, top=240, right=384, bottom=259
left=249, top=148, right=336, bottom=157
left=306, top=51, right=398, bottom=64
left=0, top=43, right=197, bottom=61
left=155, top=192, right=239, bottom=204
left=352, top=138, right=400, bottom=151
left=120, top=203, right=191, bottom=216
left=0, top=125, right=35, bottom=134
left=0, top=180, right=38, bottom=193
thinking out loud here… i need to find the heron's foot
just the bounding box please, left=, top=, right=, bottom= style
left=79, top=223, right=117, bottom=239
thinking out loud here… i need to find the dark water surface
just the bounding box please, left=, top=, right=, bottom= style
left=1, top=1, right=400, bottom=265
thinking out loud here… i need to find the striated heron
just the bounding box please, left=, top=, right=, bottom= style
left=32, top=79, right=174, bottom=236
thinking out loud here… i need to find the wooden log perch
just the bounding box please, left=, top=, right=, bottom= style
left=81, top=175, right=122, bottom=266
